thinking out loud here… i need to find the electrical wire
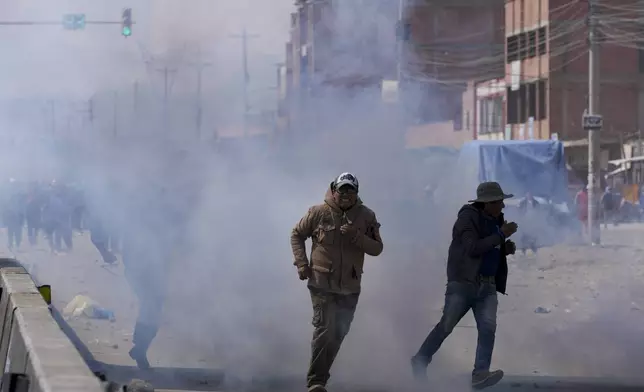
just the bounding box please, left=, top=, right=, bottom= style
left=406, top=45, right=589, bottom=86
left=404, top=37, right=588, bottom=87
left=585, top=0, right=644, bottom=50
left=596, top=1, right=644, bottom=13
left=405, top=7, right=589, bottom=81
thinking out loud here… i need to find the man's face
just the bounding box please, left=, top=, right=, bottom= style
left=333, top=184, right=358, bottom=209
left=484, top=200, right=504, bottom=218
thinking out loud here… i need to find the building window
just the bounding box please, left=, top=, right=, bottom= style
left=519, top=83, right=528, bottom=124
left=518, top=33, right=526, bottom=62
left=527, top=82, right=536, bottom=120
left=506, top=79, right=548, bottom=125
left=454, top=104, right=463, bottom=131
left=537, top=79, right=547, bottom=120
left=537, top=27, right=547, bottom=55
left=507, top=88, right=520, bottom=124
left=479, top=96, right=504, bottom=133
left=507, top=35, right=519, bottom=62
left=527, top=30, right=537, bottom=58
left=506, top=27, right=547, bottom=63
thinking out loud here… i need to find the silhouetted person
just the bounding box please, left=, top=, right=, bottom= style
left=25, top=182, right=44, bottom=246
left=88, top=209, right=117, bottom=264
left=3, top=179, right=25, bottom=250
left=125, top=183, right=185, bottom=369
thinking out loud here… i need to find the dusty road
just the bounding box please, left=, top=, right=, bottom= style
left=6, top=224, right=644, bottom=391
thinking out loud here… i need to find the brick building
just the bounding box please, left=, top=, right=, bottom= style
left=403, top=1, right=504, bottom=133
left=283, top=0, right=398, bottom=98
left=279, top=0, right=506, bottom=150
left=279, top=0, right=400, bottom=141
left=474, top=0, right=644, bottom=171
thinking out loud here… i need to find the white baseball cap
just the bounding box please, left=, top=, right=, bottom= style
left=334, top=172, right=359, bottom=190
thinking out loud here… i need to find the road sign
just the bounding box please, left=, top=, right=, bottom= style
left=62, top=14, right=85, bottom=30
left=583, top=114, right=603, bottom=130
left=381, top=80, right=399, bottom=103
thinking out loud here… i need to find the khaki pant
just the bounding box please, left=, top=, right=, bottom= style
left=307, top=288, right=359, bottom=388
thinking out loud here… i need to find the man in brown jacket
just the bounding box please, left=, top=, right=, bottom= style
left=291, top=172, right=383, bottom=392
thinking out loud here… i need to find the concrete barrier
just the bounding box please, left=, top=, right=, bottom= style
left=0, top=259, right=105, bottom=392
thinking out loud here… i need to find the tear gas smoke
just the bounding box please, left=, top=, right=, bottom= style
left=0, top=1, right=642, bottom=391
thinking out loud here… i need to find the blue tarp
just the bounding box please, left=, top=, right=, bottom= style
left=459, top=140, right=570, bottom=202
left=433, top=140, right=576, bottom=248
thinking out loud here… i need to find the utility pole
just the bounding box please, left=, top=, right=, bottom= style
left=133, top=80, right=139, bottom=125
left=188, top=60, right=213, bottom=140
left=153, top=67, right=177, bottom=135
left=638, top=129, right=643, bottom=183
left=113, top=91, right=118, bottom=138
left=397, top=0, right=404, bottom=82
left=230, top=28, right=259, bottom=137
left=585, top=0, right=602, bottom=245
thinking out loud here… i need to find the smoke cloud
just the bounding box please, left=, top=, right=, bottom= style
left=1, top=1, right=643, bottom=392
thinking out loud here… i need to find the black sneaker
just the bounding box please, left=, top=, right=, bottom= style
left=410, top=356, right=428, bottom=382
left=472, top=369, right=504, bottom=390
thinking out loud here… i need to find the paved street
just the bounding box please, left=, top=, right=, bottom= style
left=5, top=224, right=644, bottom=391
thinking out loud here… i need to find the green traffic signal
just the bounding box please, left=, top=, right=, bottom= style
left=121, top=8, right=132, bottom=37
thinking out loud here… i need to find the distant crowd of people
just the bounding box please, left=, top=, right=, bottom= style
left=573, top=184, right=644, bottom=228
left=0, top=178, right=84, bottom=253
left=0, top=177, right=123, bottom=259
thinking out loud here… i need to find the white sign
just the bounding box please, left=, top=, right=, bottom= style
left=511, top=61, right=521, bottom=91
left=504, top=125, right=512, bottom=140
left=381, top=80, right=399, bottom=103
left=551, top=132, right=559, bottom=140
left=528, top=117, right=534, bottom=139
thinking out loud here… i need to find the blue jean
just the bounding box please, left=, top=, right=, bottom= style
left=415, top=281, right=498, bottom=373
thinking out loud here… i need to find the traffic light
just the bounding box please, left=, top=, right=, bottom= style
left=121, top=8, right=132, bottom=37
left=62, top=14, right=86, bottom=30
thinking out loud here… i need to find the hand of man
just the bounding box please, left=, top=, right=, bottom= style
left=340, top=224, right=358, bottom=238
left=501, top=221, right=518, bottom=238
left=297, top=265, right=312, bottom=281
left=505, top=240, right=517, bottom=255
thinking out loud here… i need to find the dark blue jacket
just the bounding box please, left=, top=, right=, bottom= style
left=446, top=204, right=512, bottom=294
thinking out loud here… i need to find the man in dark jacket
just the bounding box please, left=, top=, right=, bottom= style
left=411, top=181, right=518, bottom=390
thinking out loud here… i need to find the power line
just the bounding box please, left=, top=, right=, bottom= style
left=152, top=67, right=178, bottom=135
left=0, top=20, right=135, bottom=25
left=229, top=28, right=259, bottom=137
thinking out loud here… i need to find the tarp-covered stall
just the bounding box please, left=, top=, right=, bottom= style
left=458, top=140, right=568, bottom=198
left=436, top=140, right=577, bottom=248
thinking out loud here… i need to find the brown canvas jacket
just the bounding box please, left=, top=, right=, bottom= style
left=291, top=187, right=383, bottom=294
